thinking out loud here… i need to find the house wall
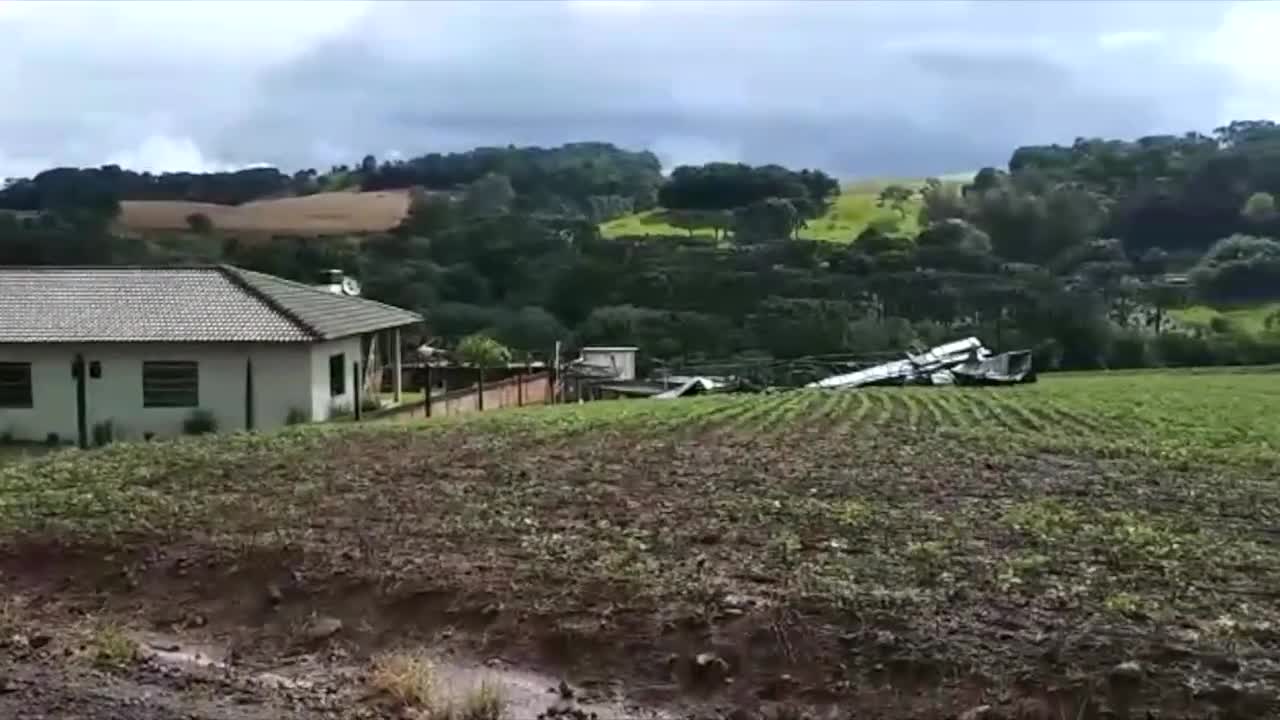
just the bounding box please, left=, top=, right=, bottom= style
left=307, top=335, right=365, bottom=420
left=0, top=342, right=316, bottom=443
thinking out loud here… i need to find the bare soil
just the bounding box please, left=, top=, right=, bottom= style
left=2, top=390, right=1279, bottom=718
left=117, top=190, right=411, bottom=235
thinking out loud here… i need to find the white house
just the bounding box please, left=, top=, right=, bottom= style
left=0, top=265, right=422, bottom=446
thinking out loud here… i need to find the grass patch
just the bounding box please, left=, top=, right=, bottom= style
left=368, top=652, right=506, bottom=719
left=84, top=621, right=139, bottom=672
left=1170, top=301, right=1280, bottom=335
left=600, top=179, right=940, bottom=242
left=0, top=443, right=61, bottom=467
left=454, top=679, right=506, bottom=720
left=370, top=650, right=439, bottom=709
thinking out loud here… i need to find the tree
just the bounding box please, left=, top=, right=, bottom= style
left=455, top=333, right=512, bottom=409
left=747, top=297, right=865, bottom=357
left=460, top=173, right=516, bottom=218
left=663, top=210, right=713, bottom=238
left=657, top=162, right=831, bottom=213
left=1190, top=234, right=1280, bottom=302
left=1135, top=247, right=1169, bottom=277
left=733, top=198, right=800, bottom=243
left=915, top=219, right=994, bottom=272
left=917, top=178, right=966, bottom=225
left=185, top=212, right=213, bottom=234
left=1142, top=280, right=1189, bottom=334
left=400, top=190, right=457, bottom=236
left=493, top=306, right=568, bottom=353
left=876, top=185, right=914, bottom=218
left=966, top=167, right=1005, bottom=195
left=1241, top=191, right=1277, bottom=223
left=855, top=222, right=915, bottom=272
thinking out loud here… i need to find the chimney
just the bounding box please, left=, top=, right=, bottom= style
left=315, top=269, right=345, bottom=295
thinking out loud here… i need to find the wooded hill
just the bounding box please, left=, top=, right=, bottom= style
left=5, top=121, right=1280, bottom=371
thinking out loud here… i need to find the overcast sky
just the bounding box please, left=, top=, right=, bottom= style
left=1, top=0, right=1276, bottom=179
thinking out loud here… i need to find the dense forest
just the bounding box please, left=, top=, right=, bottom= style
left=5, top=121, right=1280, bottom=372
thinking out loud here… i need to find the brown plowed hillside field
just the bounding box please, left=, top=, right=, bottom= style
left=117, top=190, right=412, bottom=235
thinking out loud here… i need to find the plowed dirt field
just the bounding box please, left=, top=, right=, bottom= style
left=2, top=371, right=1278, bottom=718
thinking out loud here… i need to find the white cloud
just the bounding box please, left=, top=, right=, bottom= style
left=0, top=151, right=51, bottom=181
left=104, top=136, right=266, bottom=174
left=651, top=135, right=742, bottom=171
left=0, top=0, right=1271, bottom=178
left=1200, top=2, right=1280, bottom=125
left=1097, top=30, right=1164, bottom=50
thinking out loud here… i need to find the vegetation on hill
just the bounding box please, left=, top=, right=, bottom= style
left=3, top=371, right=1279, bottom=716
left=601, top=179, right=928, bottom=242
left=6, top=121, right=1280, bottom=369
left=0, top=142, right=663, bottom=224
left=1170, top=301, right=1280, bottom=335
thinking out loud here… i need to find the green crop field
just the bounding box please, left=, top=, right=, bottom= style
left=601, top=179, right=934, bottom=243
left=1, top=369, right=1277, bottom=717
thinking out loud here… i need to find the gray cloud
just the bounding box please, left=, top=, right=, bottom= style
left=0, top=0, right=1271, bottom=179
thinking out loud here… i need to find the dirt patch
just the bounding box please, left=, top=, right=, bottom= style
left=117, top=190, right=411, bottom=235
left=2, top=395, right=1279, bottom=718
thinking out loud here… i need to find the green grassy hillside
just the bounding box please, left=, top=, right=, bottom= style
left=599, top=180, right=924, bottom=243
left=601, top=176, right=970, bottom=243
left=1170, top=302, right=1280, bottom=335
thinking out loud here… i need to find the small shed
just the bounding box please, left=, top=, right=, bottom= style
left=578, top=346, right=637, bottom=381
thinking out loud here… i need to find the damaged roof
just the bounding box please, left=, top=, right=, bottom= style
left=0, top=265, right=422, bottom=343
left=806, top=337, right=1034, bottom=389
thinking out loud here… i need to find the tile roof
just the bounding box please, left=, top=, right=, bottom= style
left=0, top=266, right=422, bottom=343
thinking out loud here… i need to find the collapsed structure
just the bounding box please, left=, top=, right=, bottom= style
left=805, top=337, right=1035, bottom=389
left=561, top=338, right=1034, bottom=401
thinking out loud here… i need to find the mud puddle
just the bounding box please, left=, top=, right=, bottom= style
left=131, top=630, right=675, bottom=719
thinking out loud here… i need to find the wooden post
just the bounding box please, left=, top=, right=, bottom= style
left=440, top=371, right=448, bottom=416
left=423, top=361, right=432, bottom=418
left=392, top=328, right=403, bottom=404
left=552, top=341, right=561, bottom=404
left=353, top=362, right=362, bottom=421
left=72, top=354, right=88, bottom=450
left=477, top=366, right=485, bottom=411
left=244, top=358, right=255, bottom=431
left=517, top=360, right=524, bottom=407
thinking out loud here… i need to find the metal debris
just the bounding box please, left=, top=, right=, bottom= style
left=654, top=376, right=725, bottom=399
left=806, top=337, right=1034, bottom=389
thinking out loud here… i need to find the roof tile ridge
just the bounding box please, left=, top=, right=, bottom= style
left=216, top=264, right=321, bottom=340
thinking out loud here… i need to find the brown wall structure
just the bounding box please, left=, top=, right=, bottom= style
left=376, top=371, right=551, bottom=422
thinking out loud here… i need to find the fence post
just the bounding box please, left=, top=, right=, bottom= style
left=552, top=341, right=561, bottom=404
left=353, top=362, right=362, bottom=421
left=423, top=361, right=432, bottom=418
left=244, top=358, right=255, bottom=431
